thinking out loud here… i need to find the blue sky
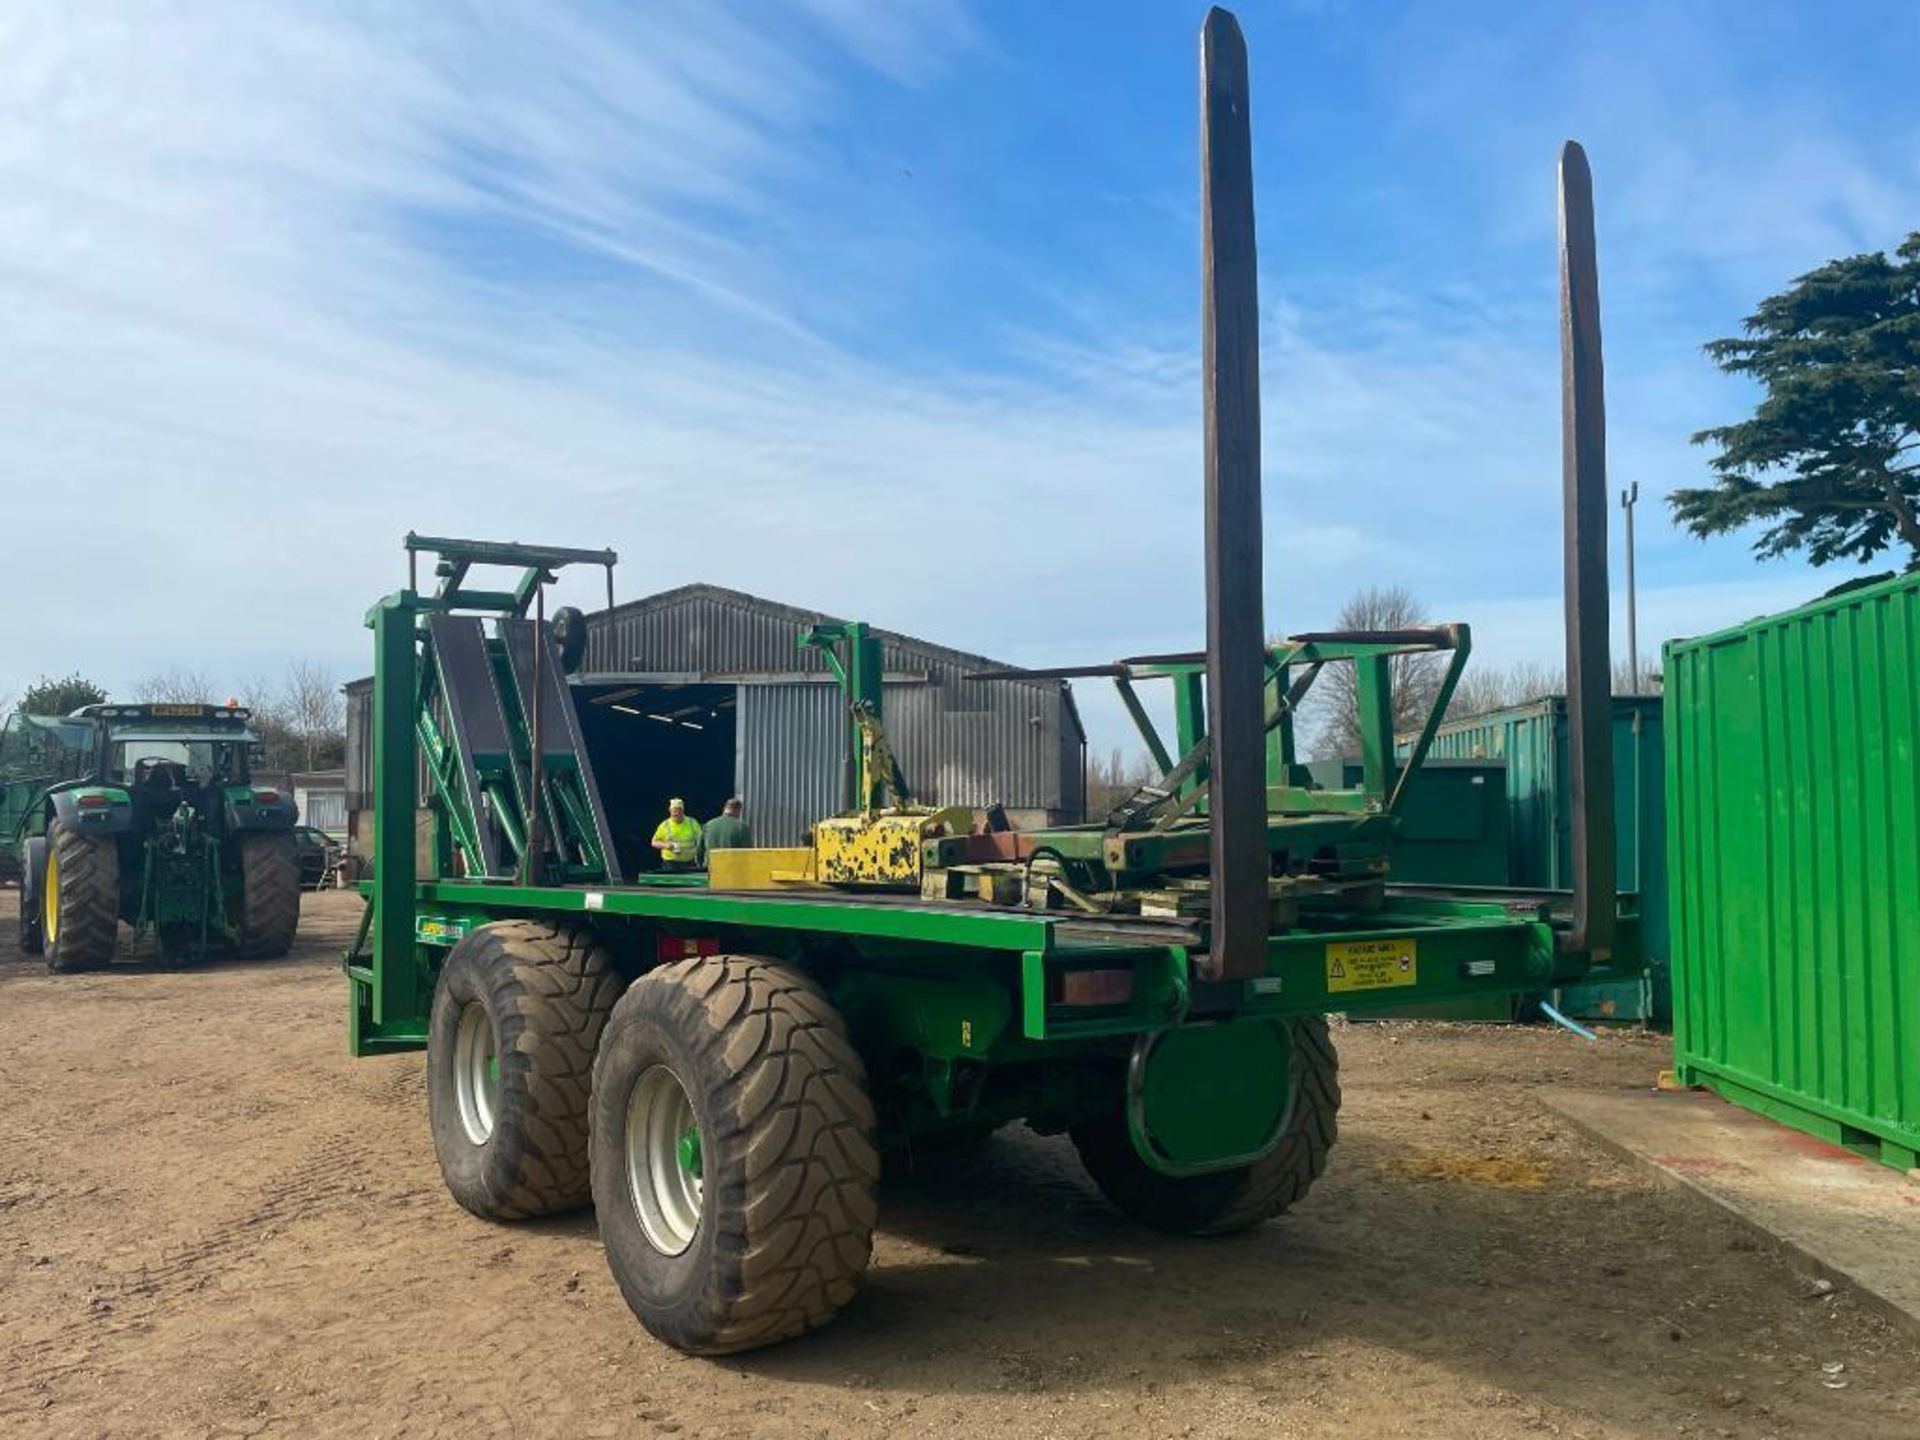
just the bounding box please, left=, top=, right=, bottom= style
left=3, top=1, right=1917, bottom=754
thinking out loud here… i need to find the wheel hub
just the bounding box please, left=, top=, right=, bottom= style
left=43, top=847, right=59, bottom=945
left=625, top=1065, right=703, bottom=1256
left=452, top=1001, right=500, bottom=1146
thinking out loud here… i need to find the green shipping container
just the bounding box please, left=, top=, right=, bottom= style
left=1417, top=695, right=1668, bottom=1024
left=1305, top=758, right=1516, bottom=1021
left=1303, top=757, right=1510, bottom=886
left=1666, top=571, right=1920, bottom=1173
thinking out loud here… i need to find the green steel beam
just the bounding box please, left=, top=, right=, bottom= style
left=360, top=591, right=425, bottom=1053
left=1354, top=654, right=1393, bottom=796
left=1171, top=671, right=1206, bottom=799
left=1386, top=625, right=1472, bottom=816
left=1113, top=674, right=1175, bottom=776
left=799, top=621, right=886, bottom=811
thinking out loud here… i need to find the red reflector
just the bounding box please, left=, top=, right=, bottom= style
left=1060, top=968, right=1133, bottom=1008
left=252, top=789, right=280, bottom=803
left=77, top=793, right=110, bottom=809
left=656, top=935, right=720, bottom=963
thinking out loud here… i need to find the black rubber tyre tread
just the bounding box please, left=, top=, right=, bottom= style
left=1071, top=1015, right=1340, bottom=1236
left=427, top=920, right=621, bottom=1220
left=19, top=903, right=43, bottom=955
left=592, top=954, right=879, bottom=1355
left=18, top=837, right=46, bottom=955
left=234, top=831, right=301, bottom=958
left=45, top=821, right=119, bottom=973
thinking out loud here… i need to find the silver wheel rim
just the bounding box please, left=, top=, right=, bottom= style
left=453, top=1001, right=499, bottom=1146
left=624, top=1065, right=703, bottom=1256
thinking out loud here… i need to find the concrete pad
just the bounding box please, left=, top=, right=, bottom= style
left=1545, top=1085, right=1920, bottom=1337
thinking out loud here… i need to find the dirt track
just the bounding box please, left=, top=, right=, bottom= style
left=3, top=889, right=1918, bottom=1439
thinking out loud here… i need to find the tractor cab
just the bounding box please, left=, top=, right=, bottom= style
left=87, top=705, right=264, bottom=818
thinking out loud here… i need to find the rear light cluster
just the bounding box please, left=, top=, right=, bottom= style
left=252, top=789, right=280, bottom=804
left=77, top=793, right=111, bottom=809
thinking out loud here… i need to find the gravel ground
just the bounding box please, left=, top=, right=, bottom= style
left=3, top=889, right=1917, bottom=1439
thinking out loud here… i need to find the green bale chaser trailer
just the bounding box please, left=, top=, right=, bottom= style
left=3, top=702, right=301, bottom=967
left=345, top=8, right=1640, bottom=1355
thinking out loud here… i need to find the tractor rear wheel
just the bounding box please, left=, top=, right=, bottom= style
left=427, top=920, right=620, bottom=1220
left=18, top=836, right=47, bottom=955
left=44, top=821, right=120, bottom=973
left=234, top=832, right=300, bottom=958
left=1071, top=1015, right=1340, bottom=1236
left=591, top=955, right=879, bottom=1355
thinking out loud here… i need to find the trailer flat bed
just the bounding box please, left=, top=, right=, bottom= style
left=343, top=8, right=1642, bottom=1356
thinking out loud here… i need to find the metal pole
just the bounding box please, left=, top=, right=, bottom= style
left=1620, top=481, right=1640, bottom=694
left=1558, top=139, right=1616, bottom=961
left=1198, top=7, right=1268, bottom=985
left=525, top=581, right=547, bottom=885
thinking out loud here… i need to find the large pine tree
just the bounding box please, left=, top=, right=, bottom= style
left=1674, top=233, right=1920, bottom=567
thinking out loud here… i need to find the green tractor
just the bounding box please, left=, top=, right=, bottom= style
left=1, top=702, right=301, bottom=968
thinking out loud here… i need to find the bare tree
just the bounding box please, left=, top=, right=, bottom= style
left=1305, top=585, right=1442, bottom=760
left=278, top=660, right=345, bottom=773
left=1446, top=659, right=1564, bottom=722
left=1444, top=653, right=1660, bottom=724
left=1613, top=653, right=1662, bottom=697
left=131, top=668, right=217, bottom=703
left=1085, top=746, right=1160, bottom=817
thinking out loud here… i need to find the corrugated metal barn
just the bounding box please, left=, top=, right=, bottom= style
left=345, top=584, right=1086, bottom=862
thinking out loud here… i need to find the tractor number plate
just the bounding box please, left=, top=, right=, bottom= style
left=1325, top=937, right=1417, bottom=994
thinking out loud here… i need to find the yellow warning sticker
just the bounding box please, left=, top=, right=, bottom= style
left=1325, top=937, right=1418, bottom=993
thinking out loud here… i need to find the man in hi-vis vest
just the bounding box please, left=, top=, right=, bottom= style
left=650, top=797, right=703, bottom=872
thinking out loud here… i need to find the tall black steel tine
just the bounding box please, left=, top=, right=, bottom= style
left=1559, top=141, right=1617, bottom=957
left=1200, top=7, right=1268, bottom=982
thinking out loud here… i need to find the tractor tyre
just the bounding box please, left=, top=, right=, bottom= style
left=18, top=836, right=48, bottom=955
left=591, top=955, right=879, bottom=1355
left=427, top=920, right=620, bottom=1220
left=234, top=832, right=301, bottom=958
left=44, top=821, right=120, bottom=973
left=1071, top=1015, right=1340, bottom=1236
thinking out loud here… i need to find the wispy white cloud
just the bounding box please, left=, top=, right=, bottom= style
left=0, top=0, right=1906, bottom=764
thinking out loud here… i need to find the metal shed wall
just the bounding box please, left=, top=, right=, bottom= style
left=344, top=584, right=1087, bottom=833
left=344, top=676, right=373, bottom=811
left=1667, top=571, right=1920, bottom=1172
left=734, top=683, right=845, bottom=848
left=585, top=585, right=1085, bottom=819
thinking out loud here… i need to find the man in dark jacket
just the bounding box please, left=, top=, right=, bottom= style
left=701, top=797, right=751, bottom=861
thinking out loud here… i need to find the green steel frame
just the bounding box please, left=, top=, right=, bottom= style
left=347, top=543, right=1642, bottom=1167
left=345, top=15, right=1638, bottom=1177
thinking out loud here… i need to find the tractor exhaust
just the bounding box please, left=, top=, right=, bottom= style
left=1557, top=141, right=1617, bottom=958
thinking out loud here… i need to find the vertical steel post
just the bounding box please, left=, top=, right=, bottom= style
left=1355, top=654, right=1394, bottom=797
left=1172, top=670, right=1207, bottom=798
left=523, top=581, right=547, bottom=886
left=369, top=592, right=421, bottom=1033
left=1264, top=665, right=1285, bottom=790
left=1199, top=7, right=1267, bottom=982
left=1559, top=141, right=1617, bottom=958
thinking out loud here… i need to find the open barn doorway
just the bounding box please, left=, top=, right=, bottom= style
left=572, top=681, right=736, bottom=875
